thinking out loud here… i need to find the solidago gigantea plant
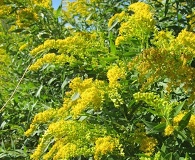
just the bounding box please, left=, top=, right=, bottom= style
left=26, top=1, right=195, bottom=159
left=0, top=48, right=13, bottom=105
left=29, top=32, right=108, bottom=71
left=25, top=78, right=124, bottom=160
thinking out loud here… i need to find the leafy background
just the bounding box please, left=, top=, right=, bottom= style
left=0, top=0, right=195, bottom=159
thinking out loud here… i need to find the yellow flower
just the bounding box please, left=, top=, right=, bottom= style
left=107, top=65, right=126, bottom=88
left=94, top=136, right=120, bottom=160
left=108, top=11, right=127, bottom=28
left=110, top=2, right=155, bottom=46
left=63, top=0, right=90, bottom=18
left=0, top=5, right=12, bottom=17
left=16, top=8, right=39, bottom=28
left=19, top=43, right=28, bottom=51
left=173, top=112, right=185, bottom=126
left=29, top=59, right=44, bottom=71
left=188, top=115, right=195, bottom=133
left=53, top=143, right=77, bottom=160
left=139, top=136, right=158, bottom=156
left=164, top=125, right=174, bottom=136
left=68, top=78, right=105, bottom=117
left=32, top=0, right=52, bottom=8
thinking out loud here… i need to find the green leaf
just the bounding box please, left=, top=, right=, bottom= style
left=108, top=21, right=118, bottom=31
left=35, top=84, right=43, bottom=97
left=123, top=51, right=140, bottom=57
left=164, top=152, right=172, bottom=160
left=100, top=57, right=118, bottom=62
left=178, top=111, right=191, bottom=131
left=142, top=120, right=158, bottom=129
left=71, top=92, right=80, bottom=101
left=170, top=101, right=185, bottom=118
left=184, top=153, right=191, bottom=160
left=61, top=77, right=70, bottom=90
left=147, top=122, right=166, bottom=134
left=161, top=143, right=166, bottom=153
left=54, top=4, right=62, bottom=18
left=48, top=78, right=56, bottom=85
left=165, top=0, right=169, bottom=17
left=109, top=32, right=116, bottom=55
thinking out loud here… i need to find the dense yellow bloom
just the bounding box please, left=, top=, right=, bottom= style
left=30, top=136, right=52, bottom=160
left=19, top=43, right=28, bottom=51
left=107, top=65, right=126, bottom=88
left=152, top=30, right=175, bottom=49
left=16, top=8, right=38, bottom=28
left=32, top=0, right=52, bottom=8
left=108, top=11, right=127, bottom=28
left=129, top=48, right=195, bottom=102
left=0, top=5, right=12, bottom=17
left=68, top=78, right=105, bottom=117
left=109, top=2, right=155, bottom=46
left=69, top=77, right=93, bottom=93
left=63, top=0, right=90, bottom=18
left=53, top=143, right=77, bottom=160
left=174, top=29, right=195, bottom=55
left=173, top=112, right=185, bottom=126
left=25, top=108, right=56, bottom=136
left=30, top=39, right=56, bottom=56
left=24, top=124, right=36, bottom=137
left=187, top=12, right=195, bottom=31
left=152, top=29, right=195, bottom=57
left=108, top=88, right=124, bottom=108
left=28, top=118, right=118, bottom=160
left=0, top=48, right=12, bottom=103
left=94, top=136, right=121, bottom=160
left=139, top=136, right=158, bottom=156
left=43, top=140, right=64, bottom=160
left=188, top=114, right=195, bottom=134
left=164, top=125, right=174, bottom=136
left=29, top=32, right=108, bottom=71
left=134, top=124, right=157, bottom=155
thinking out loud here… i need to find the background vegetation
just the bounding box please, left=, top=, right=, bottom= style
left=1, top=0, right=195, bottom=159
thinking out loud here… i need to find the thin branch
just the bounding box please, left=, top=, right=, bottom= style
left=0, top=64, right=30, bottom=112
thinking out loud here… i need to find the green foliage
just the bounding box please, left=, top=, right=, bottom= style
left=1, top=0, right=195, bottom=159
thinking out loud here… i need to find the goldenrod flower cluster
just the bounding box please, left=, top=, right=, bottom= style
left=94, top=136, right=122, bottom=160
left=27, top=118, right=121, bottom=160
left=187, top=12, right=195, bottom=31
left=139, top=136, right=158, bottom=156
left=0, top=5, right=12, bottom=18
left=24, top=108, right=57, bottom=136
left=29, top=32, right=108, bottom=71
left=172, top=111, right=195, bottom=143
left=152, top=29, right=195, bottom=56
left=63, top=0, right=90, bottom=18
left=31, top=0, right=52, bottom=9
left=134, top=125, right=158, bottom=156
left=29, top=53, right=70, bottom=71
left=109, top=2, right=155, bottom=46
left=107, top=65, right=126, bottom=88
left=64, top=77, right=105, bottom=118
left=0, top=48, right=12, bottom=102
left=108, top=88, right=124, bottom=108
left=129, top=47, right=195, bottom=103
left=19, top=43, right=28, bottom=51
left=16, top=8, right=39, bottom=28
left=25, top=74, right=126, bottom=159
left=62, top=0, right=103, bottom=24
left=106, top=65, right=126, bottom=107
left=164, top=124, right=174, bottom=136
left=133, top=92, right=178, bottom=118
left=152, top=30, right=175, bottom=49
